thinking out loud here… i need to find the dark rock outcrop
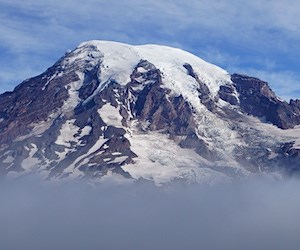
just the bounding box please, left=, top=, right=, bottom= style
left=0, top=65, right=71, bottom=144
left=218, top=84, right=239, bottom=105
left=231, top=73, right=300, bottom=129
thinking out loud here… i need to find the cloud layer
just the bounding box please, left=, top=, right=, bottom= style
left=0, top=0, right=299, bottom=99
left=1, top=179, right=300, bottom=250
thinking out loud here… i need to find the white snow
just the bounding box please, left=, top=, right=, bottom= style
left=80, top=125, right=92, bottom=137
left=98, top=103, right=123, bottom=128
left=55, top=149, right=70, bottom=162
left=193, top=109, right=244, bottom=161
left=55, top=121, right=90, bottom=146
left=21, top=144, right=40, bottom=171
left=63, top=136, right=107, bottom=179
left=122, top=122, right=230, bottom=186
left=55, top=121, right=92, bottom=161
left=56, top=119, right=79, bottom=147
left=107, top=156, right=128, bottom=164
left=245, top=116, right=300, bottom=150
left=63, top=44, right=103, bottom=70
left=75, top=40, right=231, bottom=104
left=2, top=155, right=14, bottom=164
left=112, top=152, right=123, bottom=156
left=279, top=126, right=300, bottom=149
left=61, top=72, right=84, bottom=112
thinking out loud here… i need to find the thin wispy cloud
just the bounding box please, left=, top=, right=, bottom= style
left=0, top=0, right=299, bottom=99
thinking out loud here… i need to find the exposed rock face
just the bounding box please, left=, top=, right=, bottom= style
left=129, top=61, right=195, bottom=137
left=0, top=67, right=69, bottom=144
left=0, top=40, right=299, bottom=184
left=231, top=74, right=300, bottom=129
left=218, top=84, right=239, bottom=105
left=183, top=63, right=216, bottom=111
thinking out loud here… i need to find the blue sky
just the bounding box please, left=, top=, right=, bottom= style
left=0, top=0, right=299, bottom=100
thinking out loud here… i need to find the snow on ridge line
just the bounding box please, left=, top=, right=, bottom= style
left=78, top=40, right=229, bottom=77
left=74, top=40, right=231, bottom=98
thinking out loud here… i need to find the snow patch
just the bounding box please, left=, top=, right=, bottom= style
left=112, top=152, right=123, bottom=156
left=56, top=119, right=79, bottom=147
left=63, top=136, right=107, bottom=179
left=107, top=156, right=128, bottom=164
left=21, top=144, right=40, bottom=172
left=55, top=121, right=92, bottom=161
left=61, top=72, right=84, bottom=112
left=80, top=125, right=92, bottom=137
left=2, top=155, right=14, bottom=164
left=98, top=103, right=123, bottom=128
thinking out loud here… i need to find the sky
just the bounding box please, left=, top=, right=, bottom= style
left=0, top=0, right=299, bottom=100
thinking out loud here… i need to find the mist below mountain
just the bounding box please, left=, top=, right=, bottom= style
left=1, top=177, right=300, bottom=250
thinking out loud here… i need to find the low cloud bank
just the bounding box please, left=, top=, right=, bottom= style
left=1, top=178, right=300, bottom=250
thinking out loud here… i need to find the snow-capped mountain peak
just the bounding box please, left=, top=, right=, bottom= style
left=67, top=40, right=231, bottom=97
left=0, top=40, right=300, bottom=185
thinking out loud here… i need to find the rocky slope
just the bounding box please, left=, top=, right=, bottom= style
left=0, top=40, right=299, bottom=185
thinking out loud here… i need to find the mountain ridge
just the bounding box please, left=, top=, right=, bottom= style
left=0, top=40, right=299, bottom=185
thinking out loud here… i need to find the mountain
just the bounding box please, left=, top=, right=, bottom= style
left=0, top=40, right=300, bottom=185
